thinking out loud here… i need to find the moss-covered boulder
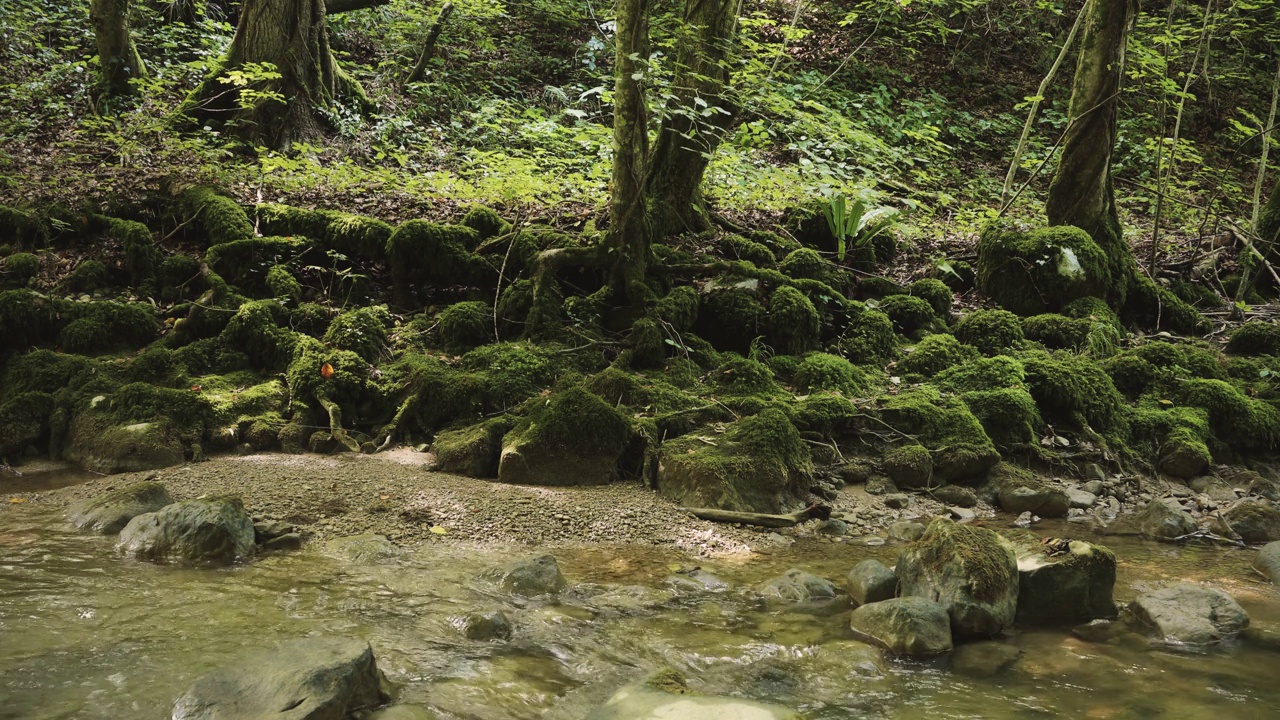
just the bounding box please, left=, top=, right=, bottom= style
left=461, top=204, right=511, bottom=241
left=2, top=251, right=40, bottom=286
left=1222, top=501, right=1280, bottom=543
left=1022, top=351, right=1123, bottom=432
left=427, top=301, right=491, bottom=354
left=0, top=391, right=53, bottom=456
left=908, top=278, right=953, bottom=316
left=178, top=186, right=254, bottom=246
left=69, top=481, right=175, bottom=535
left=386, top=220, right=479, bottom=306
left=897, top=333, right=973, bottom=377
left=1015, top=540, right=1117, bottom=626
left=896, top=518, right=1020, bottom=639
left=324, top=306, right=390, bottom=363
left=934, top=355, right=1024, bottom=393
left=960, top=388, right=1041, bottom=451
left=497, top=387, right=632, bottom=486
left=432, top=416, right=514, bottom=478
left=657, top=408, right=811, bottom=513
left=876, top=387, right=999, bottom=483
left=954, top=309, right=1024, bottom=356
left=1158, top=423, right=1211, bottom=479
left=697, top=287, right=764, bottom=355
left=63, top=413, right=188, bottom=474
left=793, top=352, right=866, bottom=395
left=1022, top=313, right=1091, bottom=350
left=1177, top=378, right=1280, bottom=454
left=977, top=226, right=1111, bottom=316
left=988, top=463, right=1069, bottom=518
left=835, top=304, right=896, bottom=364
left=117, top=497, right=256, bottom=565
left=878, top=294, right=936, bottom=334
left=766, top=285, right=820, bottom=355
left=883, top=444, right=933, bottom=489
left=1227, top=322, right=1280, bottom=356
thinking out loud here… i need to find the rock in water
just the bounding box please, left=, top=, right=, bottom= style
left=171, top=637, right=390, bottom=720
left=1222, top=501, right=1280, bottom=543
left=849, top=596, right=953, bottom=657
left=1103, top=499, right=1196, bottom=540
left=847, top=559, right=898, bottom=606
left=951, top=641, right=1022, bottom=677
left=895, top=518, right=1019, bottom=639
left=587, top=669, right=799, bottom=720
left=69, top=481, right=174, bottom=534
left=1129, top=583, right=1249, bottom=646
left=483, top=554, right=568, bottom=596
left=1016, top=540, right=1117, bottom=625
left=758, top=568, right=838, bottom=605
left=457, top=611, right=512, bottom=641
left=324, top=534, right=405, bottom=564
left=117, top=497, right=255, bottom=564
left=1255, top=541, right=1280, bottom=583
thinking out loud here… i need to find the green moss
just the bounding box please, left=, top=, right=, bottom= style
left=746, top=230, right=801, bottom=256
left=65, top=260, right=108, bottom=293
left=0, top=391, right=54, bottom=454
left=286, top=336, right=369, bottom=408
left=778, top=247, right=831, bottom=283
left=908, top=278, right=953, bottom=316
left=324, top=306, right=390, bottom=363
left=859, top=276, right=903, bottom=299
left=1104, top=355, right=1158, bottom=399
left=1170, top=280, right=1225, bottom=309
left=1022, top=313, right=1091, bottom=350
left=386, top=220, right=480, bottom=305
left=1177, top=378, right=1280, bottom=452
left=0, top=350, right=100, bottom=403
left=629, top=317, right=665, bottom=368
left=710, top=355, right=782, bottom=396
left=955, top=309, right=1024, bottom=356
left=0, top=205, right=50, bottom=248
left=884, top=443, right=933, bottom=488
left=389, top=353, right=486, bottom=431
left=767, top=285, right=820, bottom=355
left=935, top=259, right=976, bottom=292
left=583, top=366, right=701, bottom=419
left=1227, top=322, right=1280, bottom=356
left=766, top=354, right=801, bottom=383
left=1063, top=296, right=1122, bottom=331
left=655, top=286, right=699, bottom=332
left=793, top=352, right=867, bottom=395
left=290, top=302, right=333, bottom=337
left=460, top=342, right=561, bottom=409
left=157, top=255, right=203, bottom=303
left=977, top=226, right=1111, bottom=315
left=784, top=200, right=839, bottom=253
left=432, top=415, right=515, bottom=477
left=1123, top=274, right=1209, bottom=335
left=324, top=214, right=393, bottom=263
left=512, top=385, right=632, bottom=454
left=56, top=300, right=157, bottom=355
left=496, top=279, right=534, bottom=339
left=960, top=388, right=1041, bottom=451
left=178, top=186, right=253, bottom=246
left=221, top=300, right=298, bottom=369
left=205, top=236, right=303, bottom=293
left=100, top=381, right=215, bottom=437
left=913, top=519, right=1017, bottom=603
left=170, top=337, right=249, bottom=375
left=697, top=288, right=764, bottom=354
left=934, top=355, right=1024, bottom=393
left=878, top=294, right=935, bottom=334
left=460, top=205, right=511, bottom=242
left=721, top=234, right=776, bottom=267
left=429, top=301, right=492, bottom=354
left=730, top=407, right=811, bottom=472
left=876, top=386, right=998, bottom=482
left=0, top=289, right=61, bottom=352
left=265, top=265, right=302, bottom=303
left=2, top=252, right=39, bottom=286
left=255, top=203, right=339, bottom=239
left=835, top=304, right=896, bottom=365
left=1022, top=351, right=1123, bottom=431
left=791, top=392, right=861, bottom=436
left=897, top=333, right=974, bottom=377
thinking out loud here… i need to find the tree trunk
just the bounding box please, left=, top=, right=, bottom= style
left=644, top=0, right=739, bottom=237
left=606, top=0, right=653, bottom=304
left=90, top=0, right=147, bottom=98
left=180, top=0, right=367, bottom=149
left=1045, top=0, right=1136, bottom=303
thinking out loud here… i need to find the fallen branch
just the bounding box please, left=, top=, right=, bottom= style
left=686, top=503, right=831, bottom=528
left=403, top=3, right=455, bottom=90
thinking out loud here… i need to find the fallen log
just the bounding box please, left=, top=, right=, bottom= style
left=686, top=504, right=831, bottom=528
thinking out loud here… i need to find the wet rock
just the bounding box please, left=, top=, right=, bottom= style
left=1189, top=476, right=1239, bottom=504
left=69, top=480, right=174, bottom=535
left=819, top=518, right=849, bottom=535
left=587, top=669, right=800, bottom=720
left=1254, top=541, right=1280, bottom=583
left=949, top=506, right=977, bottom=521
left=882, top=494, right=909, bottom=509
left=370, top=706, right=437, bottom=720
left=933, top=485, right=977, bottom=508
left=1015, top=540, right=1117, bottom=626
left=1081, top=480, right=1105, bottom=496
left=883, top=444, right=932, bottom=489
left=457, top=611, right=512, bottom=641
left=484, top=554, right=568, bottom=596
left=667, top=568, right=728, bottom=592
left=324, top=534, right=405, bottom=564
left=171, top=637, right=391, bottom=720
left=261, top=533, right=304, bottom=551
left=865, top=476, right=896, bottom=495
left=1071, top=618, right=1127, bottom=644
left=117, top=497, right=255, bottom=565
left=951, top=641, right=1022, bottom=677
left=847, top=559, right=897, bottom=606
left=1066, top=488, right=1097, bottom=509
left=998, top=481, right=1069, bottom=518
left=888, top=521, right=925, bottom=542
left=1102, top=499, right=1196, bottom=540
left=1221, top=500, right=1280, bottom=543
left=1243, top=622, right=1280, bottom=652
left=1159, top=440, right=1209, bottom=479
left=253, top=519, right=297, bottom=543
left=849, top=596, right=953, bottom=657
left=896, top=518, right=1019, bottom=639
left=1129, top=583, right=1249, bottom=646
left=759, top=568, right=838, bottom=605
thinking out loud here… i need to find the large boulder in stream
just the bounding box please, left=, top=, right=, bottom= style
left=69, top=480, right=174, bottom=534
left=1222, top=500, right=1280, bottom=543
left=1015, top=540, right=1118, bottom=626
left=847, top=559, right=898, bottom=606
left=849, top=596, right=954, bottom=657
left=482, top=554, right=568, bottom=596
left=172, top=637, right=391, bottom=720
left=1255, top=541, right=1280, bottom=583
left=1129, top=583, right=1249, bottom=646
left=587, top=669, right=799, bottom=720
left=758, top=568, right=839, bottom=605
left=117, top=497, right=255, bottom=564
left=1102, top=499, right=1196, bottom=541
left=497, top=388, right=632, bottom=486
left=895, top=518, right=1019, bottom=639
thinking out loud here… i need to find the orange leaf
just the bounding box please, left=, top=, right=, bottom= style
left=320, top=362, right=335, bottom=380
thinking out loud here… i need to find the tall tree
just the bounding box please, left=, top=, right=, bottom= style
left=179, top=0, right=369, bottom=149
left=644, top=0, right=740, bottom=236
left=1045, top=0, right=1136, bottom=302
left=90, top=0, right=147, bottom=99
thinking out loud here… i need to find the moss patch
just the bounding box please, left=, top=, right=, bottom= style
left=897, top=333, right=974, bottom=377
left=767, top=285, right=820, bottom=355
left=955, top=309, right=1024, bottom=356
left=977, top=226, right=1111, bottom=315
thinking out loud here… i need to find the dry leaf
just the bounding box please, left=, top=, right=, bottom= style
left=320, top=362, right=335, bottom=380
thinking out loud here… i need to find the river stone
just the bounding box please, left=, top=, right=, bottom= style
left=847, top=559, right=897, bottom=606
left=118, top=497, right=255, bottom=564
left=69, top=480, right=174, bottom=534
left=1222, top=500, right=1280, bottom=543
left=324, top=534, right=405, bottom=564
left=888, top=521, right=925, bottom=542
left=458, top=611, right=512, bottom=641
left=1103, top=499, right=1197, bottom=540
left=849, top=596, right=953, bottom=657
left=171, top=637, right=391, bottom=720
left=933, top=485, right=978, bottom=508
left=759, top=568, right=838, bottom=605
left=1129, top=583, right=1250, bottom=646
left=1255, top=541, right=1280, bottom=583
left=895, top=518, right=1018, bottom=639
left=998, top=481, right=1069, bottom=518
left=1066, top=488, right=1097, bottom=509
left=1015, top=540, right=1117, bottom=625
left=484, top=554, right=568, bottom=596
left=951, top=640, right=1022, bottom=677
left=587, top=669, right=799, bottom=720
left=882, top=493, right=909, bottom=509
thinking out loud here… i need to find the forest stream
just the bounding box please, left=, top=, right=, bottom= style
left=2, top=466, right=1279, bottom=720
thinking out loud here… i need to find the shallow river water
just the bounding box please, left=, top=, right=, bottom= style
left=2, top=497, right=1279, bottom=719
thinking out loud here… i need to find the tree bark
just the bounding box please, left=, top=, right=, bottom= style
left=1045, top=0, right=1136, bottom=302
left=327, top=0, right=390, bottom=13
left=90, top=0, right=147, bottom=98
left=644, top=0, right=739, bottom=237
left=180, top=0, right=368, bottom=149
left=606, top=0, right=653, bottom=303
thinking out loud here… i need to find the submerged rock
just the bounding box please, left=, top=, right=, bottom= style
left=1016, top=540, right=1117, bottom=626
left=896, top=518, right=1019, bottom=639
left=457, top=611, right=513, bottom=641
left=1103, top=499, right=1197, bottom=540
left=171, top=637, right=391, bottom=720
left=1129, top=583, right=1249, bottom=646
left=587, top=669, right=799, bottom=720
left=951, top=640, right=1022, bottom=677
left=117, top=497, right=255, bottom=564
left=849, top=596, right=953, bottom=657
left=370, top=707, right=436, bottom=720
left=324, top=534, right=405, bottom=564
left=847, top=559, right=898, bottom=606
left=1222, top=500, right=1280, bottom=543
left=483, top=554, right=568, bottom=596
left=888, top=521, right=925, bottom=542
left=69, top=480, right=174, bottom=534
left=758, top=568, right=838, bottom=605
left=1255, top=541, right=1280, bottom=583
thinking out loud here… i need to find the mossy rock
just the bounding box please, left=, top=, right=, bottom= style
left=793, top=352, right=867, bottom=395
left=1016, top=540, right=1118, bottom=626
left=265, top=265, right=302, bottom=303
left=255, top=203, right=339, bottom=239
left=432, top=416, right=516, bottom=478
left=63, top=412, right=187, bottom=474
left=428, top=301, right=491, bottom=354
left=783, top=201, right=839, bottom=254
left=1022, top=314, right=1090, bottom=350
left=386, top=220, right=480, bottom=305
left=883, top=444, right=933, bottom=489
left=460, top=205, right=511, bottom=241
left=0, top=205, right=51, bottom=248
left=57, top=300, right=159, bottom=355
left=2, top=252, right=40, bottom=286
left=497, top=387, right=633, bottom=486
left=897, top=518, right=1019, bottom=640
left=897, top=333, right=974, bottom=377
left=64, top=260, right=109, bottom=293
left=934, top=355, right=1024, bottom=393
left=1227, top=322, right=1280, bottom=356
left=323, top=213, right=393, bottom=263
left=655, top=286, right=699, bottom=333
left=1022, top=351, right=1122, bottom=432
left=878, top=294, right=935, bottom=335
left=987, top=463, right=1069, bottom=518
left=657, top=408, right=812, bottom=513
left=697, top=288, right=764, bottom=354
left=977, top=226, right=1111, bottom=316
left=859, top=276, right=903, bottom=299
left=1177, top=378, right=1280, bottom=453
left=205, top=236, right=305, bottom=293
left=1222, top=501, right=1280, bottom=543
left=954, top=309, right=1024, bottom=356
left=1158, top=424, right=1211, bottom=479
left=178, top=186, right=254, bottom=246
left=907, top=278, right=953, bottom=316
left=835, top=304, right=896, bottom=365
left=460, top=342, right=563, bottom=411
left=0, top=391, right=54, bottom=456
left=221, top=300, right=298, bottom=369
left=875, top=386, right=999, bottom=483
left=778, top=247, right=831, bottom=284
left=766, top=285, right=820, bottom=355
left=721, top=234, right=776, bottom=267
left=1123, top=274, right=1210, bottom=335
left=324, top=306, right=390, bottom=363
left=960, top=388, right=1041, bottom=452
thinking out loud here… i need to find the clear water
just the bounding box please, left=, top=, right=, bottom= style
left=1, top=502, right=1279, bottom=719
